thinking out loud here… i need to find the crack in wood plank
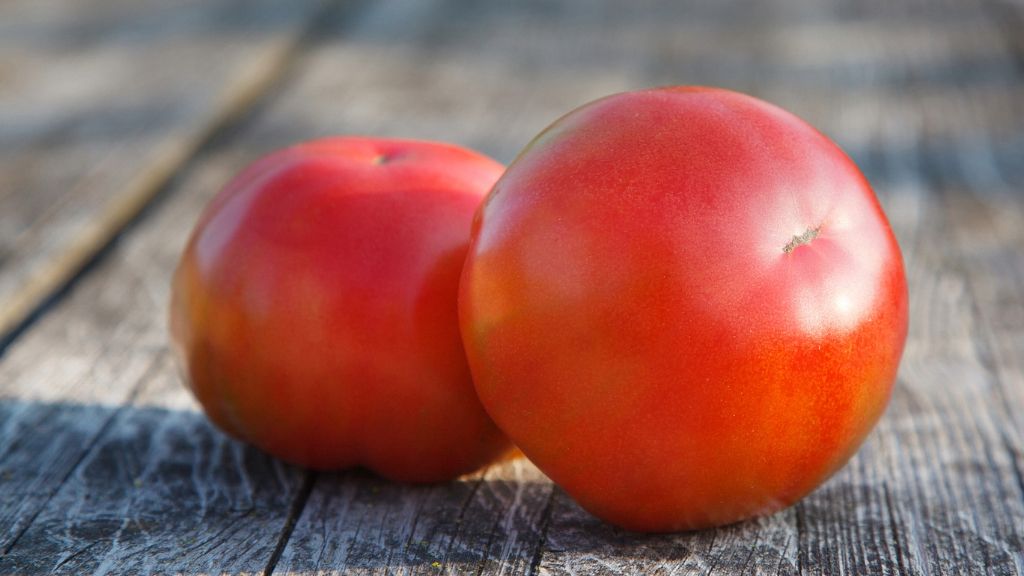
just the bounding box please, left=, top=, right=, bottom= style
left=526, top=488, right=556, bottom=576
left=0, top=353, right=154, bottom=557
left=263, top=472, right=316, bottom=576
left=0, top=0, right=371, bottom=572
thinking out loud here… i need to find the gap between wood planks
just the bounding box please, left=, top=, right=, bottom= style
left=0, top=354, right=156, bottom=557
left=0, top=0, right=346, bottom=359
left=0, top=0, right=367, bottom=567
left=0, top=0, right=356, bottom=565
left=263, top=473, right=318, bottom=575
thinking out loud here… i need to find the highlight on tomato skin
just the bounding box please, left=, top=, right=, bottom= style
left=458, top=86, right=909, bottom=532
left=169, top=136, right=513, bottom=483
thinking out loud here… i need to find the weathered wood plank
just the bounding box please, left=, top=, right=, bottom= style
left=513, top=2, right=1022, bottom=574
left=796, top=170, right=1024, bottom=575
left=785, top=7, right=1024, bottom=576
left=0, top=0, right=326, bottom=346
left=1, top=0, right=1023, bottom=573
left=0, top=0, right=338, bottom=564
left=276, top=459, right=552, bottom=575
left=0, top=131, right=313, bottom=571
left=737, top=4, right=1024, bottom=576
left=931, top=132, right=1024, bottom=569
left=0, top=355, right=306, bottom=574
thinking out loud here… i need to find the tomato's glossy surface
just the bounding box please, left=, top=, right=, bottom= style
left=459, top=87, right=908, bottom=531
left=171, top=137, right=511, bottom=481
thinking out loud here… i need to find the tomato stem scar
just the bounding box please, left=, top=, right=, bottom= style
left=783, top=226, right=821, bottom=253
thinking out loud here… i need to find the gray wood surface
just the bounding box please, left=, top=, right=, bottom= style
left=0, top=0, right=327, bottom=347
left=0, top=0, right=1022, bottom=574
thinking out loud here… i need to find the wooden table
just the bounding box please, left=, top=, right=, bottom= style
left=1, top=0, right=1022, bottom=573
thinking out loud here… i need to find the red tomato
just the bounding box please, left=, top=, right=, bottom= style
left=170, top=137, right=511, bottom=482
left=459, top=87, right=908, bottom=531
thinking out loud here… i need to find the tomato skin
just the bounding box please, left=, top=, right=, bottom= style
left=170, top=137, right=511, bottom=482
left=459, top=87, right=909, bottom=531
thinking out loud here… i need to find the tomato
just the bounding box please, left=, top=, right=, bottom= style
left=170, top=137, right=511, bottom=482
left=459, top=87, right=908, bottom=531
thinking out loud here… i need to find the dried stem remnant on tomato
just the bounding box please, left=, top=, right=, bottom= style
left=783, top=226, right=821, bottom=253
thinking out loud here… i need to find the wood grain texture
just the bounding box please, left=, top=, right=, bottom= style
left=714, top=2, right=1024, bottom=575
left=0, top=357, right=306, bottom=574
left=0, top=0, right=327, bottom=346
left=0, top=0, right=1022, bottom=574
left=0, top=132, right=314, bottom=571
left=275, top=460, right=553, bottom=575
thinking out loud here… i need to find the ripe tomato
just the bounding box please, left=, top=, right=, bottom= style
left=171, top=137, right=511, bottom=482
left=459, top=87, right=908, bottom=531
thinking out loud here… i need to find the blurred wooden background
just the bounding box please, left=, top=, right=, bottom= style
left=0, top=0, right=1022, bottom=573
